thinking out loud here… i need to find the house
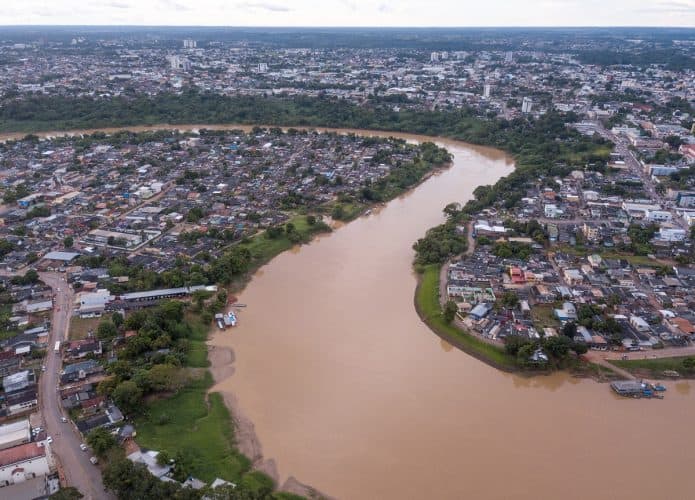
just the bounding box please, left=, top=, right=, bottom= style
left=60, top=360, right=103, bottom=384
left=3, top=370, right=31, bottom=393
left=563, top=269, right=584, bottom=285
left=669, top=317, right=695, bottom=338
left=469, top=303, right=492, bottom=320
left=629, top=315, right=651, bottom=333
left=126, top=449, right=172, bottom=478
left=0, top=442, right=50, bottom=486
left=554, top=302, right=577, bottom=322
left=64, top=340, right=102, bottom=360
left=0, top=419, right=31, bottom=451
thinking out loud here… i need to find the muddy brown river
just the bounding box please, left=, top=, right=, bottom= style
left=4, top=125, right=693, bottom=499
left=207, top=137, right=694, bottom=499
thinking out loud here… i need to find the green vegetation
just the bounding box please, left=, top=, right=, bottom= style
left=134, top=372, right=250, bottom=483
left=235, top=214, right=332, bottom=271
left=413, top=209, right=467, bottom=265
left=67, top=316, right=100, bottom=340
left=415, top=264, right=516, bottom=370
left=612, top=356, right=695, bottom=378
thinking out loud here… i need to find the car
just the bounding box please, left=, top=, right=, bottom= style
left=80, top=443, right=88, bottom=451
left=89, top=456, right=98, bottom=465
left=41, top=365, right=46, bottom=372
left=32, top=427, right=43, bottom=435
left=61, top=416, right=67, bottom=423
left=46, top=436, right=53, bottom=444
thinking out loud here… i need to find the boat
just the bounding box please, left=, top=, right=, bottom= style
left=652, top=383, right=667, bottom=392
left=224, top=311, right=237, bottom=327
left=231, top=303, right=247, bottom=308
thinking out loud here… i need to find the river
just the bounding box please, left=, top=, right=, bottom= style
left=4, top=125, right=693, bottom=499
left=207, top=137, right=694, bottom=500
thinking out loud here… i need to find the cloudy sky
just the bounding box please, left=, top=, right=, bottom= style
left=1, top=0, right=694, bottom=26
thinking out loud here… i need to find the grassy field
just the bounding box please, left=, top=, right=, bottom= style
left=68, top=317, right=101, bottom=340
left=612, top=356, right=695, bottom=378
left=415, top=264, right=517, bottom=370
left=184, top=314, right=211, bottom=368
left=134, top=372, right=250, bottom=484
left=530, top=304, right=561, bottom=330
left=240, top=214, right=331, bottom=267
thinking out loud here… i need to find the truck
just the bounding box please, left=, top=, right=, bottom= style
left=54, top=341, right=61, bottom=353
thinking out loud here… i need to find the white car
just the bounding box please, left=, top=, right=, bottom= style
left=89, top=456, right=98, bottom=465
left=46, top=436, right=53, bottom=444
left=61, top=416, right=67, bottom=423
left=80, top=443, right=88, bottom=452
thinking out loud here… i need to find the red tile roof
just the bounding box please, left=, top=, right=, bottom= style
left=0, top=442, right=46, bottom=467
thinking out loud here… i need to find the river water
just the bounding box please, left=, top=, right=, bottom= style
left=208, top=137, right=694, bottom=500
left=4, top=126, right=692, bottom=499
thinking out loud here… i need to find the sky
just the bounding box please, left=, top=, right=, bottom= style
left=1, top=0, right=694, bottom=27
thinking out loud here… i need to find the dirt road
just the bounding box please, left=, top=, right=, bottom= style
left=39, top=272, right=111, bottom=500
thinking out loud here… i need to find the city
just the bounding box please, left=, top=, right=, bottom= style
left=0, top=15, right=693, bottom=500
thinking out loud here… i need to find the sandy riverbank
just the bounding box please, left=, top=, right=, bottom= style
left=207, top=344, right=334, bottom=499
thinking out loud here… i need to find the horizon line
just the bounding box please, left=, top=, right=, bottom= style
left=1, top=24, right=694, bottom=29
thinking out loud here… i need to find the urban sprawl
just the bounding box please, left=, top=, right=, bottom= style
left=0, top=28, right=693, bottom=498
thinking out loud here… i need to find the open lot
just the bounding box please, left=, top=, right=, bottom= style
left=68, top=316, right=101, bottom=340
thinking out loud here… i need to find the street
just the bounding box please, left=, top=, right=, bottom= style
left=39, top=272, right=110, bottom=500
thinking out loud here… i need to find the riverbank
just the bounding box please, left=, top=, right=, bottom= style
left=414, top=264, right=518, bottom=371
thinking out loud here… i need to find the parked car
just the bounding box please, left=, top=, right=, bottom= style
left=46, top=436, right=53, bottom=444
left=90, top=456, right=98, bottom=465
left=80, top=443, right=88, bottom=451
left=61, top=416, right=67, bottom=423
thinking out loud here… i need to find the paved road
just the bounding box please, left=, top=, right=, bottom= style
left=39, top=272, right=109, bottom=500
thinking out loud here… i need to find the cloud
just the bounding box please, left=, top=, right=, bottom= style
left=236, top=2, right=294, bottom=12
left=105, top=1, right=131, bottom=8
left=158, top=0, right=194, bottom=11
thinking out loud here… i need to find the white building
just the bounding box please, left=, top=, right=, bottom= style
left=658, top=227, right=687, bottom=242
left=182, top=39, right=197, bottom=49
left=483, top=84, right=492, bottom=98
left=0, top=442, right=50, bottom=486
left=522, top=97, right=533, bottom=114
left=645, top=210, right=672, bottom=222
left=630, top=315, right=651, bottom=333
left=544, top=204, right=562, bottom=218
left=0, top=420, right=31, bottom=451
left=3, top=371, right=30, bottom=393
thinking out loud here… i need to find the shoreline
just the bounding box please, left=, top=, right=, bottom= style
left=6, top=122, right=513, bottom=497
left=207, top=344, right=335, bottom=499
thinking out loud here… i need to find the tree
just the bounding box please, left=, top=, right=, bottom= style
left=543, top=335, right=571, bottom=359
left=111, top=311, right=124, bottom=328
left=682, top=357, right=695, bottom=373
left=306, top=214, right=317, bottom=226
left=443, top=300, right=458, bottom=323
left=571, top=341, right=589, bottom=355
left=499, top=291, right=519, bottom=309
left=561, top=321, right=577, bottom=339
left=86, top=427, right=117, bottom=457
left=156, top=450, right=171, bottom=466
left=63, top=236, right=74, bottom=248
left=50, top=487, right=84, bottom=499
left=97, top=320, right=118, bottom=340
left=111, top=380, right=143, bottom=415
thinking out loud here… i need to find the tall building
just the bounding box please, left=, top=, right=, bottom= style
left=183, top=39, right=197, bottom=49
left=522, top=97, right=533, bottom=114
left=258, top=63, right=269, bottom=73
left=505, top=51, right=514, bottom=63
left=167, top=55, right=191, bottom=71
left=483, top=84, right=492, bottom=98
left=430, top=52, right=439, bottom=62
